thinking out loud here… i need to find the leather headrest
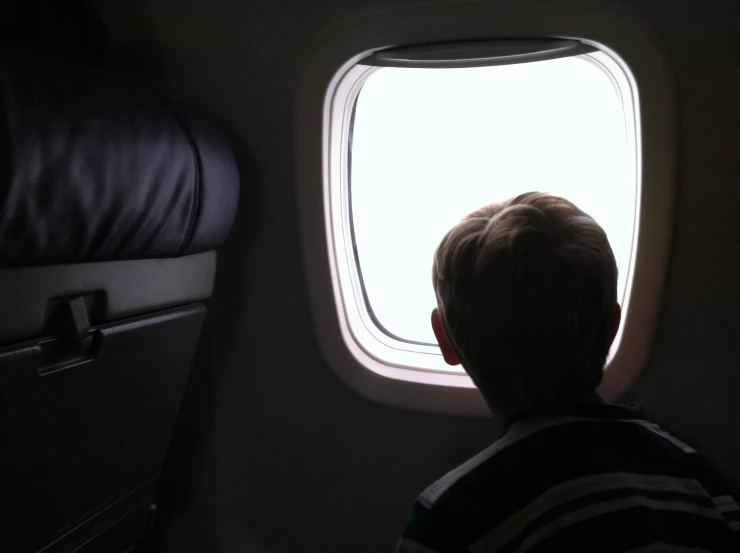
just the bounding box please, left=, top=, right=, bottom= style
left=0, top=43, right=239, bottom=268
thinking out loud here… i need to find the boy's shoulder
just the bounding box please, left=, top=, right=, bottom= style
left=401, top=415, right=586, bottom=550
left=416, top=415, right=572, bottom=526
left=400, top=404, right=739, bottom=553
left=417, top=404, right=698, bottom=525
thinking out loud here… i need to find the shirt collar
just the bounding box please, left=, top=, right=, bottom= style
left=502, top=402, right=645, bottom=435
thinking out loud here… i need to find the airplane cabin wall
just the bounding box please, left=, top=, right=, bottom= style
left=90, top=0, right=740, bottom=551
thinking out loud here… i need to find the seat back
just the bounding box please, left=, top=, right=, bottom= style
left=0, top=43, right=238, bottom=553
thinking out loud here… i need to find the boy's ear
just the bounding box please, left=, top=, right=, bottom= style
left=432, top=308, right=461, bottom=366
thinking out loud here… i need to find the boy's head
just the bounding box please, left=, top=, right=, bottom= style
left=431, top=192, right=621, bottom=416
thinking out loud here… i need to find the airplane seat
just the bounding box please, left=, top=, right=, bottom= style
left=0, top=43, right=239, bottom=553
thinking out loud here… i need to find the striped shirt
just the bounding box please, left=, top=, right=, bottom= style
left=397, top=403, right=740, bottom=553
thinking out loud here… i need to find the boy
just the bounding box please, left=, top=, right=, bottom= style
left=397, top=192, right=740, bottom=552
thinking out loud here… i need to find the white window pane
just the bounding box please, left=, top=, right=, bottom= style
left=350, top=56, right=634, bottom=345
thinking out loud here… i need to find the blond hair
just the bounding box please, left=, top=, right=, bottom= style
left=432, top=192, right=618, bottom=412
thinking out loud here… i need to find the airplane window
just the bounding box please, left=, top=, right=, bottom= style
left=349, top=54, right=636, bottom=349
left=297, top=13, right=675, bottom=414
left=330, top=46, right=638, bottom=374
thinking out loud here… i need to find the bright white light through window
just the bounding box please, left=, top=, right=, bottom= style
left=349, top=54, right=636, bottom=346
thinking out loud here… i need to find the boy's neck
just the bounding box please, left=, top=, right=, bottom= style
left=495, top=390, right=606, bottom=423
